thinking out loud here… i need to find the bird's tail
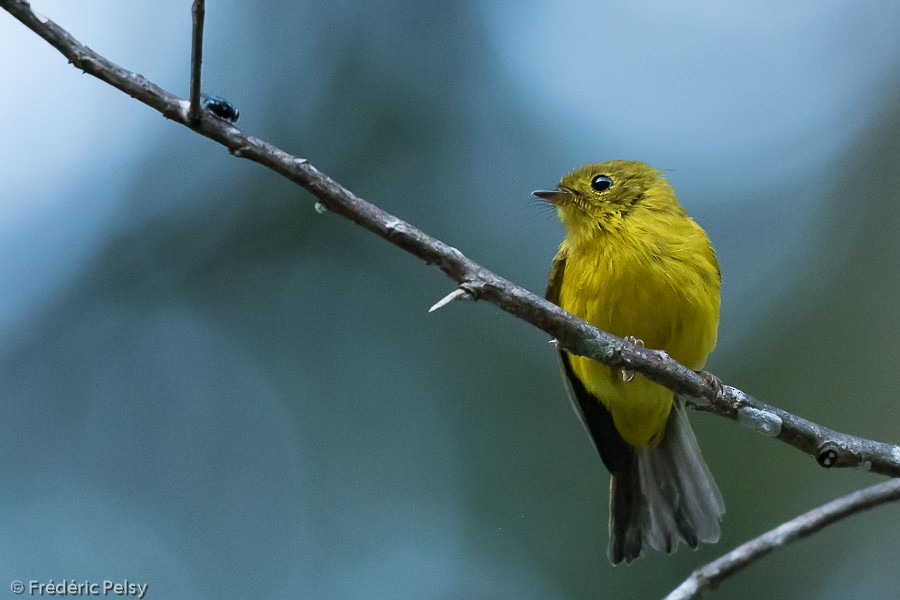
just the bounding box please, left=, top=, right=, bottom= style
left=609, top=399, right=724, bottom=564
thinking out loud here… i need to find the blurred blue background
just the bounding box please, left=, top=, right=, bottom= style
left=2, top=1, right=900, bottom=598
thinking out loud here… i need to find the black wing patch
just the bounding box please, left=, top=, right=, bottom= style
left=557, top=353, right=633, bottom=475
left=546, top=250, right=634, bottom=476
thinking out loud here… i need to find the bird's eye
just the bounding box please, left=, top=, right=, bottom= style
left=591, top=175, right=613, bottom=192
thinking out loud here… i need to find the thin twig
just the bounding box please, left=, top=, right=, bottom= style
left=664, top=478, right=900, bottom=600
left=187, top=0, right=205, bottom=123
left=3, top=0, right=900, bottom=476
left=428, top=287, right=472, bottom=313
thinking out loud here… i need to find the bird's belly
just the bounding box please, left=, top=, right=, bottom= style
left=560, top=258, right=717, bottom=448
left=567, top=354, right=672, bottom=448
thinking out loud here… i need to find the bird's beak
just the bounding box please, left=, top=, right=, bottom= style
left=532, top=189, right=573, bottom=205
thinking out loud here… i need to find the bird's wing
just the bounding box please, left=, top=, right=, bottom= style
left=546, top=249, right=633, bottom=475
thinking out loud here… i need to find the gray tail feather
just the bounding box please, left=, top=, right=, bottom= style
left=609, top=399, right=724, bottom=564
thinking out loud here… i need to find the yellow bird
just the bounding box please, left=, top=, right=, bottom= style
left=535, top=160, right=724, bottom=564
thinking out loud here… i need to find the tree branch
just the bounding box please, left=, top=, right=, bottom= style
left=664, top=478, right=900, bottom=600
left=187, top=0, right=204, bottom=123
left=3, top=0, right=899, bottom=476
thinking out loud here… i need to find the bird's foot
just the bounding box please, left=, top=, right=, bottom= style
left=621, top=336, right=645, bottom=383
left=697, top=370, right=724, bottom=404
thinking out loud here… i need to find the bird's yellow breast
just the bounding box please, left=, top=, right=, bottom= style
left=557, top=213, right=720, bottom=448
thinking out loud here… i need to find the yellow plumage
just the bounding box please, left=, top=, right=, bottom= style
left=555, top=163, right=719, bottom=446
left=537, top=160, right=724, bottom=563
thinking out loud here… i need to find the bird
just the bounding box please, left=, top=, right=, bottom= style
left=535, top=160, right=724, bottom=564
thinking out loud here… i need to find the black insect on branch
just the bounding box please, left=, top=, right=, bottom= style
left=2, top=0, right=898, bottom=480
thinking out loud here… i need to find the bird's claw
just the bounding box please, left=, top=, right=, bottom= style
left=621, top=336, right=645, bottom=383
left=697, top=370, right=724, bottom=403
